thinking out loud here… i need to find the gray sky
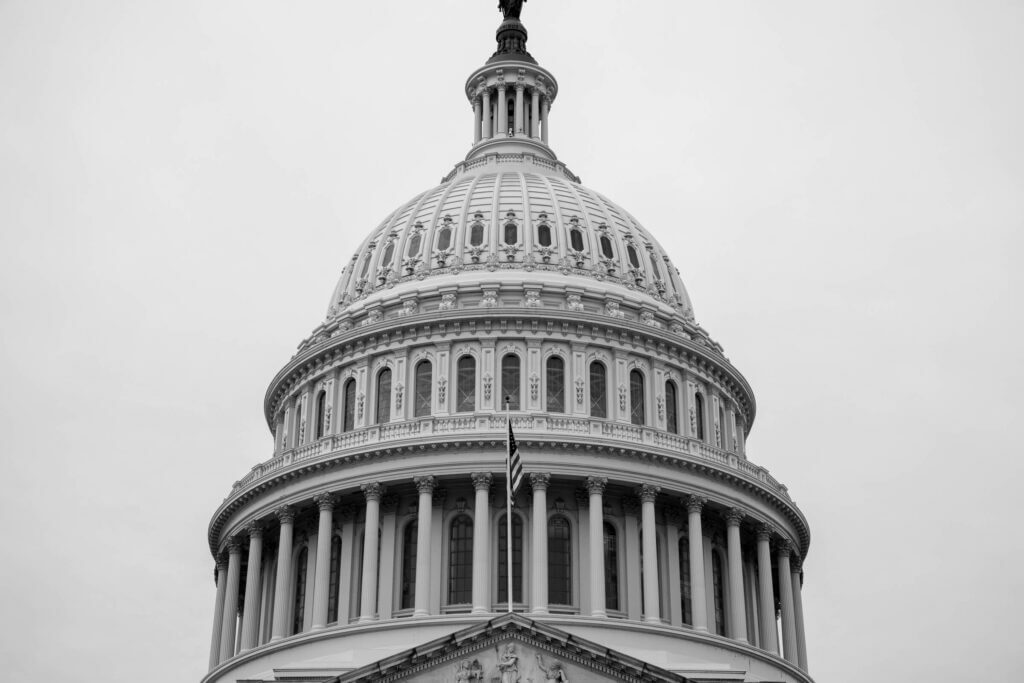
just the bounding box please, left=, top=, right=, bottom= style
left=1, top=1, right=1021, bottom=681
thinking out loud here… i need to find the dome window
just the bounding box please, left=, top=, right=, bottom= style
left=504, top=223, right=518, bottom=245
left=437, top=226, right=452, bottom=251
left=649, top=255, right=661, bottom=279
left=470, top=222, right=484, bottom=246
left=600, top=235, right=614, bottom=259
left=629, top=369, right=645, bottom=426
left=407, top=233, right=422, bottom=257
left=501, top=354, right=521, bottom=410
left=665, top=381, right=678, bottom=434
left=569, top=228, right=584, bottom=252
left=537, top=223, right=552, bottom=246
left=546, top=356, right=564, bottom=413
left=359, top=253, right=373, bottom=279
left=589, top=361, right=607, bottom=418
left=381, top=242, right=395, bottom=266
left=627, top=245, right=640, bottom=269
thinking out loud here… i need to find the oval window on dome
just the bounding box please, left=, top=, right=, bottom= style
left=470, top=223, right=484, bottom=246
left=650, top=254, right=661, bottom=279
left=569, top=229, right=584, bottom=252
left=627, top=245, right=640, bottom=268
left=600, top=236, right=614, bottom=259
left=504, top=223, right=517, bottom=245
left=437, top=227, right=452, bottom=251
left=382, top=242, right=395, bottom=266
left=537, top=224, right=552, bottom=246
left=407, top=233, right=422, bottom=257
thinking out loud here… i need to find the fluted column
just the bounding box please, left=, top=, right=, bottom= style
left=310, top=493, right=336, bottom=629
left=239, top=523, right=264, bottom=650
left=270, top=506, right=295, bottom=641
left=471, top=473, right=493, bottom=614
left=413, top=476, right=436, bottom=617
left=586, top=477, right=608, bottom=617
left=777, top=540, right=799, bottom=663
left=481, top=89, right=492, bottom=140
left=359, top=482, right=383, bottom=623
left=640, top=484, right=661, bottom=622
left=687, top=496, right=709, bottom=631
left=540, top=96, right=550, bottom=144
left=208, top=559, right=228, bottom=669
left=514, top=83, right=525, bottom=135
left=530, top=88, right=540, bottom=138
left=218, top=537, right=243, bottom=662
left=497, top=82, right=508, bottom=135
left=724, top=508, right=748, bottom=642
left=791, top=557, right=808, bottom=670
left=530, top=472, right=550, bottom=615
left=756, top=524, right=779, bottom=654
left=472, top=95, right=482, bottom=144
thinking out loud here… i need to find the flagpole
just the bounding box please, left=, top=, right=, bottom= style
left=505, top=396, right=513, bottom=614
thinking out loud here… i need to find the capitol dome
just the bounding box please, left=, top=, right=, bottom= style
left=203, top=6, right=813, bottom=683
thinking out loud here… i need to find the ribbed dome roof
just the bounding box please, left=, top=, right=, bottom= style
left=327, top=160, right=695, bottom=321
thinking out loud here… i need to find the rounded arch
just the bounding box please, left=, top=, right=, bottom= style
left=544, top=354, right=566, bottom=413
left=589, top=360, right=608, bottom=418
left=500, top=352, right=522, bottom=410
left=375, top=367, right=392, bottom=424
left=455, top=354, right=476, bottom=413
left=629, top=368, right=646, bottom=426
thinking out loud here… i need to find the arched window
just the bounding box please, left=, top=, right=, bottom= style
left=627, top=244, right=640, bottom=268
left=678, top=536, right=692, bottom=625
left=569, top=228, right=584, bottom=251
left=501, top=354, right=521, bottom=409
left=414, top=360, right=432, bottom=417
left=437, top=226, right=452, bottom=251
left=498, top=514, right=524, bottom=605
left=342, top=379, right=356, bottom=432
left=407, top=231, right=422, bottom=257
left=629, top=369, right=645, bottom=426
left=359, top=253, right=373, bottom=279
left=695, top=392, right=706, bottom=441
left=327, top=535, right=341, bottom=623
left=292, top=546, right=308, bottom=635
left=548, top=516, right=572, bottom=605
left=293, top=402, right=304, bottom=446
left=470, top=222, right=484, bottom=246
left=589, top=362, right=607, bottom=418
left=712, top=550, right=726, bottom=635
left=537, top=223, right=552, bottom=246
left=665, top=381, right=678, bottom=434
left=546, top=356, right=564, bottom=413
left=382, top=241, right=395, bottom=266
left=448, top=515, right=474, bottom=604
left=376, top=368, right=392, bottom=424
left=599, top=235, right=614, bottom=259
left=315, top=391, right=327, bottom=440
left=603, top=522, right=619, bottom=611
left=456, top=356, right=475, bottom=413
left=718, top=405, right=727, bottom=448
left=400, top=521, right=417, bottom=610
left=504, top=223, right=517, bottom=244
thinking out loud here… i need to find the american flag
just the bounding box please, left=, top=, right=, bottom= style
left=507, top=421, right=524, bottom=496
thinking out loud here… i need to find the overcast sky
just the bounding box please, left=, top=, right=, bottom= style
left=1, top=1, right=1021, bottom=681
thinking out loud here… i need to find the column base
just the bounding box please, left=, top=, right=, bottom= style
left=642, top=616, right=663, bottom=624
left=413, top=609, right=430, bottom=618
left=530, top=608, right=549, bottom=616
left=310, top=624, right=326, bottom=631
left=357, top=615, right=377, bottom=624
left=471, top=607, right=491, bottom=615
left=590, top=609, right=607, bottom=618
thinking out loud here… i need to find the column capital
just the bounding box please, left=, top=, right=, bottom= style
left=226, top=536, right=244, bottom=554
left=274, top=505, right=296, bottom=524
left=245, top=521, right=264, bottom=539
left=515, top=82, right=525, bottom=92
left=313, top=492, right=337, bottom=511
left=216, top=558, right=229, bottom=571
left=529, top=472, right=551, bottom=491
left=756, top=523, right=777, bottom=541
left=470, top=472, right=493, bottom=491
left=585, top=476, right=608, bottom=495
left=638, top=483, right=660, bottom=503
left=790, top=555, right=803, bottom=574
left=685, top=494, right=708, bottom=514
left=361, top=481, right=384, bottom=502
left=776, top=538, right=794, bottom=557
left=414, top=475, right=437, bottom=494
left=724, top=507, right=746, bottom=527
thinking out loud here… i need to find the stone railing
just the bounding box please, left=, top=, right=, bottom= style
left=231, top=415, right=786, bottom=501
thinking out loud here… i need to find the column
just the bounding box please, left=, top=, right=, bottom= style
left=530, top=473, right=550, bottom=615
left=640, top=484, right=661, bottom=623
left=586, top=477, right=608, bottom=617
left=208, top=559, right=228, bottom=669
left=540, top=96, right=550, bottom=144
left=777, top=540, right=799, bottom=664
left=413, top=476, right=436, bottom=617
left=218, top=537, right=243, bottom=662
left=481, top=89, right=492, bottom=140
left=497, top=83, right=508, bottom=136
left=530, top=89, right=540, bottom=138
left=756, top=524, right=779, bottom=654
left=687, top=496, right=709, bottom=631
left=239, top=522, right=264, bottom=650
left=514, top=83, right=525, bottom=135
left=270, top=506, right=295, bottom=641
left=472, top=95, right=482, bottom=144
left=310, top=492, right=336, bottom=629
left=471, top=473, right=493, bottom=614
left=791, top=557, right=808, bottom=670
left=724, top=508, right=748, bottom=642
left=359, top=482, right=383, bottom=623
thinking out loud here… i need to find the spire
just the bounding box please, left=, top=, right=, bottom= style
left=489, top=1, right=535, bottom=65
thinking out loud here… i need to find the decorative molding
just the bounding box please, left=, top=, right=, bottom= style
left=585, top=476, right=607, bottom=496
left=361, top=482, right=384, bottom=502
left=638, top=483, right=660, bottom=503
left=313, top=492, right=337, bottom=511
left=274, top=505, right=296, bottom=525
left=471, top=472, right=493, bottom=491
left=686, top=495, right=708, bottom=514
left=529, top=472, right=551, bottom=491
left=724, top=507, right=746, bottom=526
left=414, top=475, right=437, bottom=495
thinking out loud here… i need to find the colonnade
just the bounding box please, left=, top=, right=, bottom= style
left=472, top=82, right=550, bottom=145
left=209, top=474, right=808, bottom=672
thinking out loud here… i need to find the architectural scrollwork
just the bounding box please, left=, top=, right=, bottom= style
left=686, top=495, right=708, bottom=514
left=574, top=377, right=585, bottom=404
left=585, top=476, right=607, bottom=495
left=638, top=483, right=660, bottom=503
left=414, top=475, right=436, bottom=494
left=361, top=482, right=384, bottom=501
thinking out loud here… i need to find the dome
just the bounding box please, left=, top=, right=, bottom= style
left=326, top=162, right=696, bottom=324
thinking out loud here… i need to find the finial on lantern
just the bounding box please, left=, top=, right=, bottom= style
left=498, top=0, right=526, bottom=20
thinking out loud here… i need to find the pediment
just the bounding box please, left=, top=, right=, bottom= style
left=335, top=613, right=688, bottom=683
